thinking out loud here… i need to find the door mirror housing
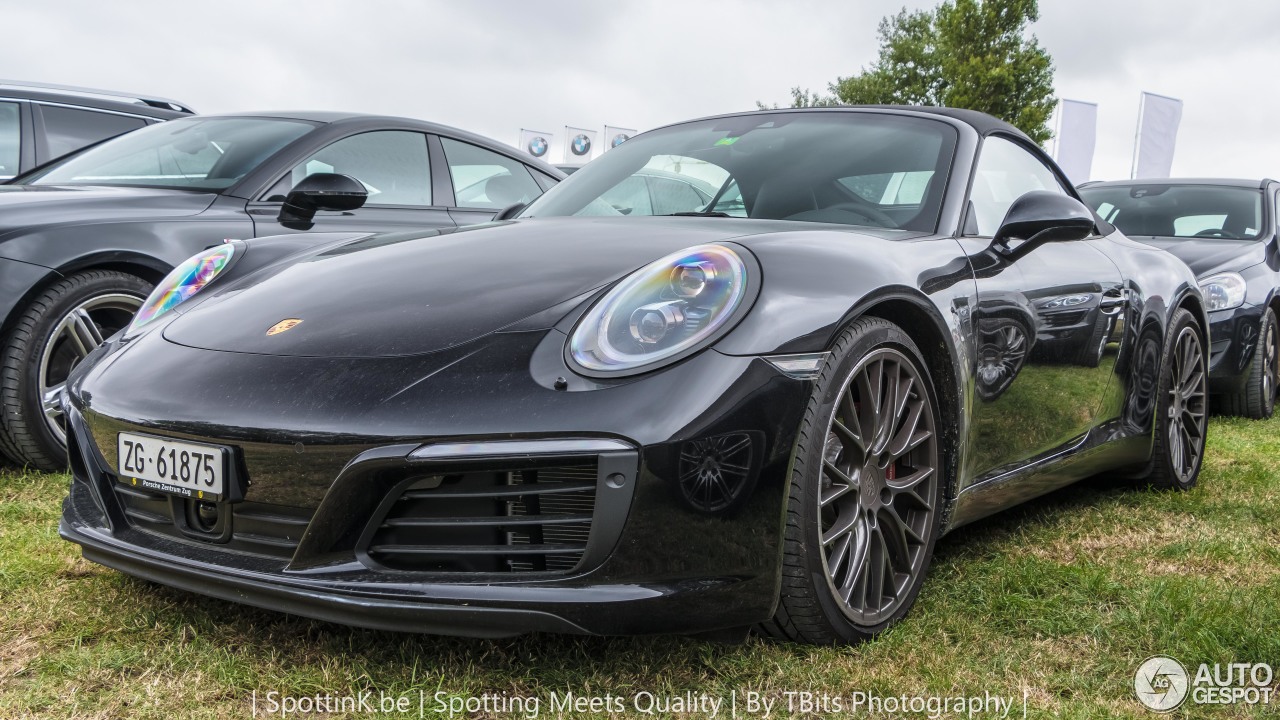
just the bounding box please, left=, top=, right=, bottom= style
left=992, top=191, right=1096, bottom=260
left=493, top=202, right=525, bottom=221
left=279, top=173, right=368, bottom=227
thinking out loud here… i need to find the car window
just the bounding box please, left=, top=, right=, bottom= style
left=25, top=116, right=314, bottom=190
left=440, top=137, right=542, bottom=209
left=599, top=175, right=651, bottom=215
left=579, top=155, right=726, bottom=217
left=648, top=174, right=710, bottom=215
left=268, top=131, right=432, bottom=207
left=521, top=113, right=957, bottom=231
left=39, top=105, right=146, bottom=160
left=0, top=101, right=19, bottom=180
left=840, top=171, right=935, bottom=205
left=967, top=136, right=1068, bottom=236
left=1079, top=184, right=1264, bottom=240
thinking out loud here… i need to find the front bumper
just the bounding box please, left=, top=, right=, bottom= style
left=1206, top=304, right=1265, bottom=392
left=60, top=329, right=810, bottom=637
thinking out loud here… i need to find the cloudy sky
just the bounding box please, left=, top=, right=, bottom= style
left=4, top=0, right=1276, bottom=182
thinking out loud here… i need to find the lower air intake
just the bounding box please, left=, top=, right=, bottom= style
left=363, top=462, right=597, bottom=574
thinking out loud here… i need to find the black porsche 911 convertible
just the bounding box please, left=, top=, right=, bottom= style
left=60, top=107, right=1208, bottom=644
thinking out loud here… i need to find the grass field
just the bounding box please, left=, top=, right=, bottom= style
left=2, top=417, right=1278, bottom=719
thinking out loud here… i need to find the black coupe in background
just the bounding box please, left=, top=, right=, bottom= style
left=1080, top=179, right=1280, bottom=418
left=62, top=107, right=1207, bottom=644
left=0, top=112, right=561, bottom=469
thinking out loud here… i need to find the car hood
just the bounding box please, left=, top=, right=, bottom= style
left=1133, top=236, right=1266, bottom=278
left=0, top=184, right=216, bottom=238
left=164, top=216, right=864, bottom=358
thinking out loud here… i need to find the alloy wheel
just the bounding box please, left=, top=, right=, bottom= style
left=37, top=293, right=142, bottom=445
left=1264, top=317, right=1278, bottom=405
left=817, top=348, right=938, bottom=626
left=1166, top=327, right=1207, bottom=483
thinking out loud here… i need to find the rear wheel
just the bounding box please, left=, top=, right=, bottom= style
left=1143, top=309, right=1208, bottom=490
left=1220, top=308, right=1277, bottom=419
left=764, top=318, right=943, bottom=644
left=0, top=271, right=150, bottom=470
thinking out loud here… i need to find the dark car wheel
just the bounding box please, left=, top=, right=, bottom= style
left=764, top=317, right=943, bottom=644
left=975, top=317, right=1029, bottom=401
left=1143, top=308, right=1208, bottom=490
left=1221, top=307, right=1278, bottom=420
left=0, top=271, right=150, bottom=470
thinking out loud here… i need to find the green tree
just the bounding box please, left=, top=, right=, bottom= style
left=774, top=0, right=1056, bottom=143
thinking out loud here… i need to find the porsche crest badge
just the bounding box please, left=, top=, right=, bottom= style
left=267, top=319, right=303, bottom=336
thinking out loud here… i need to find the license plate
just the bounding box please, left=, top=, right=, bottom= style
left=117, top=432, right=228, bottom=501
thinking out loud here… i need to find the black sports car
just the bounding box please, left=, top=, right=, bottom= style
left=0, top=111, right=561, bottom=469
left=1080, top=179, right=1280, bottom=418
left=61, top=107, right=1208, bottom=644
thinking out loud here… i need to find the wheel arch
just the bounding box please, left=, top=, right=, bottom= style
left=0, top=253, right=166, bottom=338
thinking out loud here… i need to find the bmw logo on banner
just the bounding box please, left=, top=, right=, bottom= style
left=563, top=126, right=598, bottom=164
left=604, top=125, right=638, bottom=152
left=517, top=129, right=555, bottom=161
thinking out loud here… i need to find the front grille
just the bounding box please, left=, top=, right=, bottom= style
left=111, top=483, right=312, bottom=560
left=363, top=463, right=598, bottom=574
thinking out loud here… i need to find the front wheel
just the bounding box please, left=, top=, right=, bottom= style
left=0, top=270, right=150, bottom=470
left=764, top=317, right=943, bottom=644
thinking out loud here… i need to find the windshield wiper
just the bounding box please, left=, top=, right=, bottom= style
left=660, top=211, right=732, bottom=218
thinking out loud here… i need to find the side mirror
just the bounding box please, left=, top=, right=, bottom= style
left=493, top=202, right=525, bottom=221
left=992, top=190, right=1095, bottom=259
left=279, top=173, right=368, bottom=227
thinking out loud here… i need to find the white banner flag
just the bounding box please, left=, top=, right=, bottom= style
left=1053, top=99, right=1097, bottom=184
left=1133, top=92, right=1183, bottom=179
left=517, top=129, right=555, bottom=162
left=603, top=125, right=637, bottom=151
left=564, top=126, right=598, bottom=164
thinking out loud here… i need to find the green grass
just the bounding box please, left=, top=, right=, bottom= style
left=3, top=418, right=1279, bottom=718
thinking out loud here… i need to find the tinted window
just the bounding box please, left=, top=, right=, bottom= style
left=26, top=117, right=314, bottom=190
left=1079, top=184, right=1264, bottom=240
left=0, top=101, right=18, bottom=179
left=967, top=136, right=1067, bottom=236
left=40, top=105, right=146, bottom=160
left=522, top=112, right=957, bottom=231
left=269, top=131, right=431, bottom=206
left=441, top=137, right=546, bottom=209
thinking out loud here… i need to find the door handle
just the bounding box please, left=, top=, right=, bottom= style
left=1099, top=288, right=1127, bottom=313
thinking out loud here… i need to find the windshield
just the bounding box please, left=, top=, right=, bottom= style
left=521, top=112, right=957, bottom=232
left=1080, top=184, right=1265, bottom=240
left=22, top=117, right=315, bottom=191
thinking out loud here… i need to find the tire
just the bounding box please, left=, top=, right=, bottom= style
left=0, top=270, right=151, bottom=470
left=763, top=317, right=944, bottom=644
left=1219, top=308, right=1277, bottom=419
left=1142, top=308, right=1208, bottom=490
left=1075, top=312, right=1114, bottom=368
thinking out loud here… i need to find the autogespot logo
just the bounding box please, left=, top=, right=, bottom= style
left=611, top=133, right=629, bottom=148
left=1135, top=656, right=1189, bottom=712
left=526, top=136, right=548, bottom=157
left=571, top=133, right=592, bottom=156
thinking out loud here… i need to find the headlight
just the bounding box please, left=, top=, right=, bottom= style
left=126, top=242, right=239, bottom=336
left=568, top=243, right=755, bottom=375
left=1198, top=272, right=1247, bottom=312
